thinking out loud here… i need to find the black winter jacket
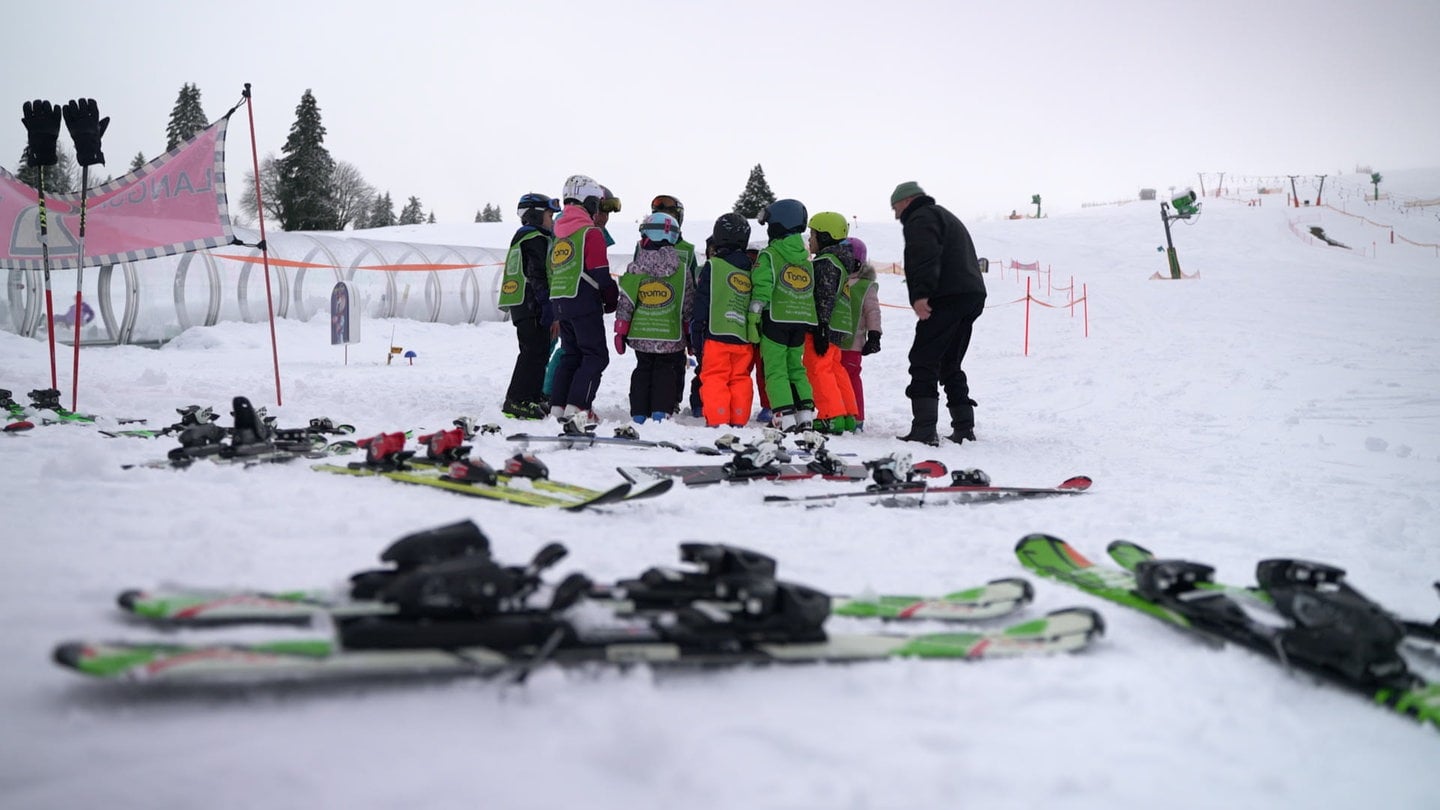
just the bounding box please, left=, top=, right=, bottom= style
left=899, top=196, right=986, bottom=304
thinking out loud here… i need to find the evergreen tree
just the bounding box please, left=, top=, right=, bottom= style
left=477, top=203, right=502, bottom=223
left=366, top=192, right=396, bottom=228
left=129, top=152, right=146, bottom=172
left=15, top=145, right=77, bottom=193
left=276, top=89, right=340, bottom=231
left=732, top=164, right=776, bottom=218
left=398, top=195, right=425, bottom=225
left=165, top=83, right=208, bottom=151
left=427, top=211, right=437, bottom=224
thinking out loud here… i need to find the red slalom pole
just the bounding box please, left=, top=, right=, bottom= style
left=1024, top=276, right=1032, bottom=357
left=243, top=84, right=284, bottom=406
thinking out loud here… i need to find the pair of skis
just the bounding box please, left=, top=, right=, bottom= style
left=125, top=397, right=357, bottom=469
left=54, top=521, right=1101, bottom=684
left=314, top=426, right=672, bottom=509
left=1016, top=535, right=1440, bottom=730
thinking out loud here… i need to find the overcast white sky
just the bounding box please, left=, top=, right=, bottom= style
left=4, top=0, right=1436, bottom=225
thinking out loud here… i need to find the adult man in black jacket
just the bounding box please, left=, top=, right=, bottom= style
left=891, top=181, right=986, bottom=445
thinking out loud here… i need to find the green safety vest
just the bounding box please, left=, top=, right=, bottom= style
left=757, top=246, right=817, bottom=325
left=840, top=277, right=874, bottom=337
left=619, top=255, right=686, bottom=341
left=706, top=257, right=751, bottom=340
left=547, top=226, right=594, bottom=300
left=498, top=230, right=547, bottom=310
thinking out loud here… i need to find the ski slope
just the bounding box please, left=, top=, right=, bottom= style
left=3, top=170, right=1438, bottom=810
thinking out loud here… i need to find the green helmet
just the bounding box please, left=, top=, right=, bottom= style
left=808, top=211, right=849, bottom=242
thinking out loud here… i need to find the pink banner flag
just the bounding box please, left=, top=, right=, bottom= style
left=0, top=116, right=233, bottom=270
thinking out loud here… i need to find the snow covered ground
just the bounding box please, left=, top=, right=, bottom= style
left=3, top=171, right=1438, bottom=809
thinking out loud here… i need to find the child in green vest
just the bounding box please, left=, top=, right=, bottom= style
left=498, top=193, right=560, bottom=420
left=614, top=213, right=695, bottom=423
left=692, top=214, right=756, bottom=427
left=748, top=199, right=818, bottom=431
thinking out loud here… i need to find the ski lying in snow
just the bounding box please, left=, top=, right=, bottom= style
left=60, top=523, right=1097, bottom=685
left=1106, top=540, right=1440, bottom=648
left=314, top=462, right=633, bottom=510
left=319, top=432, right=663, bottom=509
left=118, top=526, right=1034, bottom=629
left=619, top=453, right=947, bottom=487
left=2, top=389, right=33, bottom=430
left=117, top=576, right=1034, bottom=628
left=26, top=387, right=146, bottom=425
left=765, top=474, right=1092, bottom=506
left=55, top=607, right=1100, bottom=684
left=122, top=397, right=358, bottom=468
left=508, top=432, right=686, bottom=451
left=1016, top=533, right=1440, bottom=731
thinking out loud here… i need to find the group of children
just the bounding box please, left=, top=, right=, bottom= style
left=498, top=176, right=882, bottom=436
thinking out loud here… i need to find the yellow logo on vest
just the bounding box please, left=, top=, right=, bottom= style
left=781, top=264, right=812, bottom=292
left=501, top=279, right=520, bottom=295
left=727, top=272, right=752, bottom=294
left=550, top=241, right=574, bottom=265
left=637, top=280, right=674, bottom=307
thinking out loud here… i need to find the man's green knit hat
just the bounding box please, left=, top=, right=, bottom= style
left=890, top=181, right=925, bottom=206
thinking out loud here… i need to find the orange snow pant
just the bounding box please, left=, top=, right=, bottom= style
left=700, top=340, right=757, bottom=427
left=802, top=333, right=857, bottom=420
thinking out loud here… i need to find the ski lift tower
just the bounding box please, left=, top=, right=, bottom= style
left=1159, top=188, right=1200, bottom=279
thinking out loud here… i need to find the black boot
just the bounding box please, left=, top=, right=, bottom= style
left=947, top=398, right=977, bottom=444
left=898, top=397, right=940, bottom=447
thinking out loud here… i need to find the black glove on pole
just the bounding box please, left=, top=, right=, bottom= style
left=22, top=99, right=62, bottom=167
left=61, top=98, right=109, bottom=411
left=62, top=97, right=109, bottom=167
left=20, top=100, right=63, bottom=388
left=862, top=330, right=881, bottom=356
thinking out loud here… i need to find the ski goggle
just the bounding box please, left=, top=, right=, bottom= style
left=651, top=195, right=683, bottom=214
left=599, top=196, right=622, bottom=214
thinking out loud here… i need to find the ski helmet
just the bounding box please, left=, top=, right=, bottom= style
left=599, top=185, right=622, bottom=214
left=639, top=212, right=681, bottom=245
left=845, top=236, right=868, bottom=265
left=562, top=175, right=604, bottom=207
left=710, top=213, right=751, bottom=251
left=651, top=194, right=685, bottom=225
left=517, top=192, right=560, bottom=219
left=757, top=199, right=807, bottom=237
left=807, top=211, right=849, bottom=242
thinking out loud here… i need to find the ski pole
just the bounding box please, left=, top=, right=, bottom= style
left=70, top=164, right=89, bottom=411
left=37, top=167, right=59, bottom=389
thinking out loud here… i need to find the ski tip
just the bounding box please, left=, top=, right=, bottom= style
left=1059, top=476, right=1093, bottom=491
left=987, top=576, right=1036, bottom=603
left=3, top=421, right=35, bottom=432
left=52, top=641, right=86, bottom=670
left=116, top=589, right=144, bottom=611
left=913, top=459, right=948, bottom=478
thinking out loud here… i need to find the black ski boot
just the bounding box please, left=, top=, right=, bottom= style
left=947, top=398, right=978, bottom=444
left=897, top=397, right=940, bottom=447
left=228, top=396, right=272, bottom=448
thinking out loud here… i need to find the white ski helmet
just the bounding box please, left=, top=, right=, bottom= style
left=562, top=175, right=604, bottom=206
